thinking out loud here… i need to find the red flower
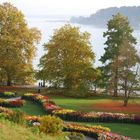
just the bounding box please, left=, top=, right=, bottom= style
left=10, top=99, right=25, bottom=107
left=44, top=96, right=49, bottom=100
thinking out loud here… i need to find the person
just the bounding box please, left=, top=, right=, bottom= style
left=38, top=88, right=41, bottom=93
left=15, top=91, right=17, bottom=96
left=41, top=82, right=43, bottom=87
left=37, top=82, right=41, bottom=93
left=38, top=82, right=41, bottom=87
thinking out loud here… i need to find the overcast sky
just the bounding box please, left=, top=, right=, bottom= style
left=0, top=0, right=140, bottom=16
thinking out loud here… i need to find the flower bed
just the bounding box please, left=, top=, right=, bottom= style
left=99, top=132, right=133, bottom=140
left=0, top=106, right=13, bottom=115
left=25, top=115, right=41, bottom=123
left=0, top=98, right=25, bottom=107
left=0, top=91, right=15, bottom=97
left=64, top=123, right=110, bottom=139
left=64, top=123, right=133, bottom=140
left=22, top=93, right=140, bottom=124
left=22, top=93, right=60, bottom=113
left=52, top=109, right=140, bottom=124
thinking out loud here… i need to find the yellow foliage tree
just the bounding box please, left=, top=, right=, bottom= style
left=0, top=3, right=41, bottom=85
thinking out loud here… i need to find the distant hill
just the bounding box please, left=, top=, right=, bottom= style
left=70, top=6, right=140, bottom=29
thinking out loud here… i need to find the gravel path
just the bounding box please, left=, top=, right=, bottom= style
left=6, top=96, right=21, bottom=101
left=85, top=136, right=96, bottom=140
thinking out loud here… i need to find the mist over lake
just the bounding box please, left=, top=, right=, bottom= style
left=26, top=15, right=140, bottom=69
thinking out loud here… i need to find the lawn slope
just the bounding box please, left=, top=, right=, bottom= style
left=0, top=119, right=65, bottom=140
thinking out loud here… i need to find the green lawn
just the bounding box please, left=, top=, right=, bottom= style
left=47, top=94, right=140, bottom=113
left=11, top=100, right=46, bottom=116
left=78, top=122, right=140, bottom=139
left=48, top=95, right=113, bottom=110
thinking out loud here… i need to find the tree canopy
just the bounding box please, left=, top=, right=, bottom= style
left=38, top=24, right=98, bottom=97
left=100, top=13, right=137, bottom=96
left=0, top=2, right=41, bottom=85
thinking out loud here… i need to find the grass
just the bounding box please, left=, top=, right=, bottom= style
left=10, top=100, right=46, bottom=116
left=0, top=118, right=65, bottom=140
left=47, top=94, right=140, bottom=114
left=78, top=122, right=140, bottom=139
left=3, top=86, right=140, bottom=114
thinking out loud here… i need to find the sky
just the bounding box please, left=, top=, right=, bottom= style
left=0, top=0, right=140, bottom=16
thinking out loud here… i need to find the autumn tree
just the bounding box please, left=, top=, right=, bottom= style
left=100, top=13, right=136, bottom=96
left=0, top=3, right=41, bottom=86
left=38, top=24, right=97, bottom=97
left=117, top=40, right=140, bottom=106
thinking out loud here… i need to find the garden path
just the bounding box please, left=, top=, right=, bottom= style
left=85, top=136, right=96, bottom=140
left=6, top=96, right=21, bottom=101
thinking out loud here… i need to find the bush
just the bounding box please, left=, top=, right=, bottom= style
left=4, top=91, right=15, bottom=97
left=66, top=132, right=85, bottom=140
left=30, top=126, right=40, bottom=135
left=39, top=115, right=63, bottom=135
left=0, top=112, right=7, bottom=120
left=8, top=110, right=26, bottom=125
left=0, top=98, right=25, bottom=107
left=0, top=91, right=15, bottom=97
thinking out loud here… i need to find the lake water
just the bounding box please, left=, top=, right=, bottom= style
left=26, top=16, right=140, bottom=69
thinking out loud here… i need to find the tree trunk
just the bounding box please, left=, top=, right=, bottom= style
left=43, top=80, right=45, bottom=87
left=124, top=79, right=127, bottom=98
left=123, top=77, right=129, bottom=106
left=123, top=98, right=129, bottom=107
left=94, top=84, right=97, bottom=93
left=114, top=68, right=118, bottom=96
left=7, top=78, right=11, bottom=86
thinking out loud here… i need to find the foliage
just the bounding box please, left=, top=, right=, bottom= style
left=99, top=132, right=133, bottom=140
left=0, top=91, right=15, bottom=97
left=23, top=93, right=60, bottom=113
left=0, top=98, right=25, bottom=107
left=3, top=91, right=15, bottom=96
left=52, top=108, right=140, bottom=124
left=38, top=24, right=98, bottom=97
left=0, top=118, right=65, bottom=140
left=116, top=41, right=140, bottom=106
left=39, top=115, right=63, bottom=135
left=64, top=123, right=108, bottom=139
left=0, top=2, right=41, bottom=86
left=7, top=110, right=26, bottom=125
left=100, top=13, right=137, bottom=96
left=66, top=132, right=85, bottom=140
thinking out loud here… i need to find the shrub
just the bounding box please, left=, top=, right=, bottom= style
left=30, top=126, right=40, bottom=135
left=0, top=112, right=7, bottom=120
left=9, top=99, right=25, bottom=107
left=8, top=110, right=26, bottom=125
left=39, top=115, right=63, bottom=135
left=0, top=98, right=25, bottom=107
left=66, top=132, right=85, bottom=140
left=4, top=91, right=15, bottom=97
left=0, top=91, right=15, bottom=97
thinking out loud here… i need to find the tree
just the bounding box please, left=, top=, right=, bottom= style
left=39, top=24, right=97, bottom=97
left=117, top=40, right=140, bottom=106
left=0, top=3, right=41, bottom=86
left=100, top=13, right=136, bottom=96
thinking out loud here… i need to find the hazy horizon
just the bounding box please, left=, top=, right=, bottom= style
left=1, top=0, right=140, bottom=17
